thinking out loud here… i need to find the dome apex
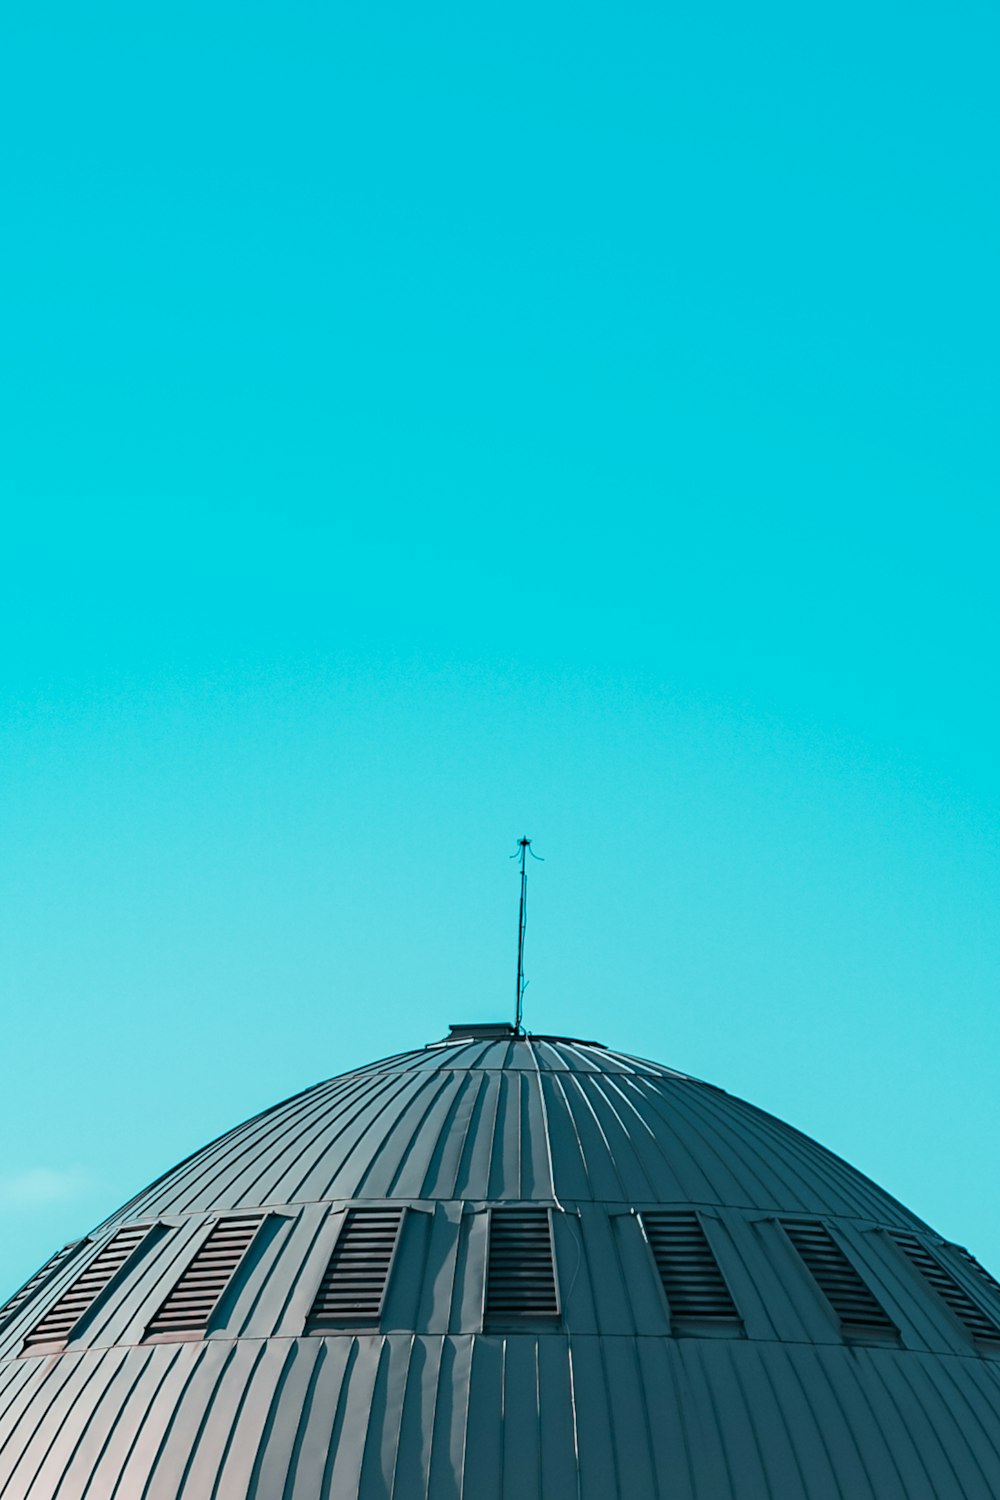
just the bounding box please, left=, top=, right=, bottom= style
left=443, top=1019, right=607, bottom=1048
left=445, top=1020, right=519, bottom=1040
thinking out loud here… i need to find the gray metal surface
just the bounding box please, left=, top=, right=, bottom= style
left=85, top=1036, right=948, bottom=1225
left=0, top=1031, right=998, bottom=1497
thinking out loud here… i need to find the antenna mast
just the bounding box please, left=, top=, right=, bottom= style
left=513, top=835, right=540, bottom=1034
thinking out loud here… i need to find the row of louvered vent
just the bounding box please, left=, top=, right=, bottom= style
left=11, top=1208, right=562, bottom=1348
left=308, top=1206, right=561, bottom=1328
left=11, top=1209, right=1000, bottom=1353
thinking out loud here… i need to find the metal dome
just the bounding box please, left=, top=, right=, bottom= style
left=2, top=1024, right=1000, bottom=1498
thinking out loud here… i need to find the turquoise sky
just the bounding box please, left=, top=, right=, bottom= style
left=2, top=2, right=998, bottom=1295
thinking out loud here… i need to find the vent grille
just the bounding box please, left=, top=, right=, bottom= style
left=0, top=1242, right=85, bottom=1336
left=307, top=1207, right=404, bottom=1328
left=22, top=1225, right=152, bottom=1351
left=146, top=1216, right=263, bottom=1338
left=892, top=1232, right=1000, bottom=1342
left=782, top=1220, right=895, bottom=1333
left=642, top=1211, right=740, bottom=1324
left=954, top=1244, right=1000, bottom=1298
left=485, top=1208, right=559, bottom=1323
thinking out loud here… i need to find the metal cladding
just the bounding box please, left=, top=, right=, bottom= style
left=2, top=1028, right=1000, bottom=1498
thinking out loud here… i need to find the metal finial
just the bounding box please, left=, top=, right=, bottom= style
left=511, top=836, right=542, bottom=1034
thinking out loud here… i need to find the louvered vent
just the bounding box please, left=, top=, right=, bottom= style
left=146, top=1216, right=263, bottom=1339
left=954, top=1244, right=1000, bottom=1298
left=782, top=1220, right=896, bottom=1334
left=307, top=1207, right=404, bottom=1328
left=0, top=1241, right=85, bottom=1336
left=485, top=1208, right=559, bottom=1324
left=21, top=1225, right=153, bottom=1352
left=892, top=1232, right=1000, bottom=1342
left=642, top=1211, right=740, bottom=1324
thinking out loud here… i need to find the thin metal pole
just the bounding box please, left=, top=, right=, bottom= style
left=514, top=836, right=531, bottom=1034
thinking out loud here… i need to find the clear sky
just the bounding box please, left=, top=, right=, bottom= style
left=1, top=2, right=998, bottom=1297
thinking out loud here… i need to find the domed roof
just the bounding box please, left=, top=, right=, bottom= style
left=94, top=1028, right=935, bottom=1226
left=2, top=1025, right=1000, bottom=1499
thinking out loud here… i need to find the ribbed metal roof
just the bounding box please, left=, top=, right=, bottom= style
left=1, top=1028, right=999, bottom=1498
left=90, top=1035, right=940, bottom=1225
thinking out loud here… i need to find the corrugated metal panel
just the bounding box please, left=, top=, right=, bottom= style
left=484, top=1209, right=558, bottom=1325
left=145, top=1216, right=263, bottom=1339
left=86, top=1038, right=934, bottom=1223
left=0, top=1336, right=998, bottom=1498
left=1, top=1208, right=991, bottom=1358
left=891, top=1233, right=1000, bottom=1343
left=641, top=1211, right=740, bottom=1326
left=782, top=1220, right=896, bottom=1336
left=307, top=1208, right=404, bottom=1328
left=19, top=1226, right=155, bottom=1354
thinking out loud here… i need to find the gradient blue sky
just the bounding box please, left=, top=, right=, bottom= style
left=2, top=2, right=998, bottom=1295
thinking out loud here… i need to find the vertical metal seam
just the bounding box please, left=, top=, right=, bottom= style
left=134, top=1344, right=214, bottom=1500
left=206, top=1340, right=272, bottom=1500
left=0, top=1347, right=125, bottom=1500
left=279, top=1341, right=328, bottom=1500
left=524, top=1038, right=560, bottom=1207
left=171, top=1341, right=242, bottom=1495
left=546, top=1072, right=594, bottom=1198
left=559, top=1074, right=630, bottom=1200
left=415, top=1072, right=475, bottom=1198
